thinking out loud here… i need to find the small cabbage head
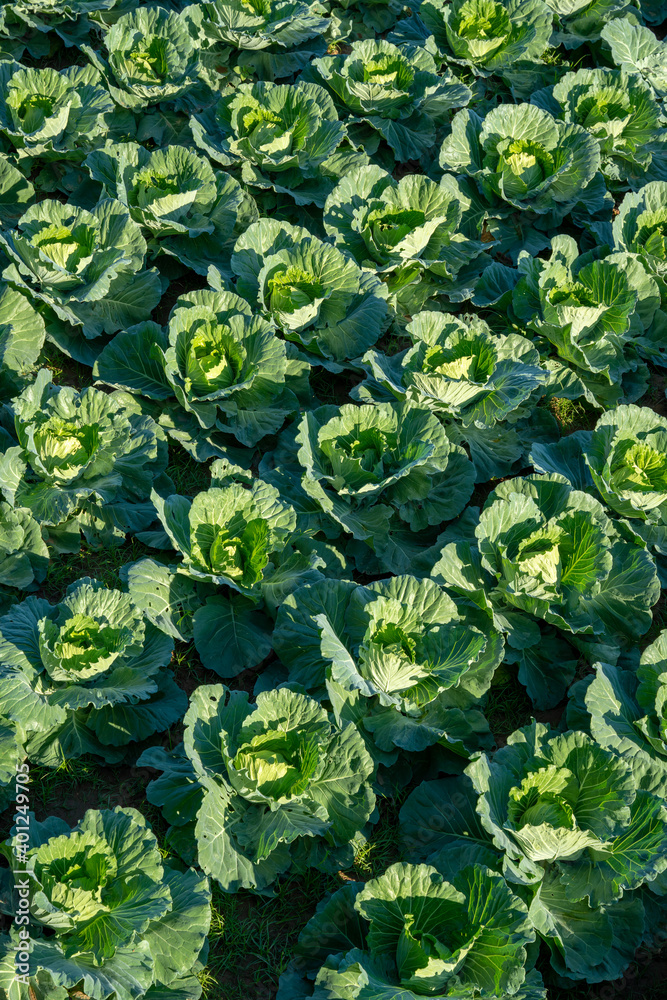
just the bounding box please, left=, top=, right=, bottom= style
left=468, top=722, right=666, bottom=882
left=0, top=501, right=49, bottom=591
left=359, top=310, right=548, bottom=427
left=38, top=581, right=146, bottom=684
left=323, top=164, right=485, bottom=310
left=2, top=368, right=168, bottom=534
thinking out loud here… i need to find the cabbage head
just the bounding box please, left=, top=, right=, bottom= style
left=0, top=368, right=169, bottom=546
left=433, top=473, right=660, bottom=706
left=85, top=141, right=258, bottom=277
left=84, top=6, right=202, bottom=110
left=0, top=577, right=185, bottom=765
left=274, top=574, right=503, bottom=762
left=0, top=806, right=211, bottom=1000
left=512, top=235, right=661, bottom=406
left=232, top=218, right=389, bottom=366
left=278, top=861, right=538, bottom=1000
left=304, top=38, right=472, bottom=162
left=532, top=67, right=667, bottom=190
left=400, top=720, right=667, bottom=984
left=0, top=198, right=161, bottom=361
left=138, top=684, right=376, bottom=892
left=0, top=62, right=113, bottom=160
left=191, top=79, right=360, bottom=208
left=323, top=164, right=487, bottom=313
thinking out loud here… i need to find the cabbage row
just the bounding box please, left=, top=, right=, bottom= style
left=0, top=0, right=666, bottom=997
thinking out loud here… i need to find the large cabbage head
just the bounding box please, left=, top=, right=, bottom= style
left=38, top=580, right=146, bottom=684
left=1, top=805, right=211, bottom=990
left=421, top=0, right=553, bottom=73
left=274, top=574, right=503, bottom=757
left=153, top=477, right=297, bottom=592
left=139, top=684, right=376, bottom=892
left=0, top=198, right=156, bottom=350
left=85, top=141, right=257, bottom=277
left=0, top=578, right=183, bottom=764
left=323, top=164, right=485, bottom=310
left=279, top=861, right=536, bottom=1000
left=0, top=62, right=113, bottom=159
left=512, top=235, right=659, bottom=406
left=532, top=67, right=665, bottom=188
left=440, top=103, right=601, bottom=216
left=86, top=6, right=202, bottom=109
left=297, top=399, right=474, bottom=531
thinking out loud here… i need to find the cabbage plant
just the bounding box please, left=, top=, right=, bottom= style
left=0, top=198, right=161, bottom=362
left=0, top=806, right=211, bottom=1000
left=439, top=104, right=603, bottom=240
left=323, top=164, right=487, bottom=313
left=191, top=80, right=362, bottom=208
left=420, top=0, right=553, bottom=81
left=196, top=0, right=329, bottom=80
left=294, top=400, right=475, bottom=571
left=303, top=39, right=472, bottom=162
left=532, top=404, right=667, bottom=578
left=511, top=235, right=662, bottom=406
left=273, top=575, right=503, bottom=762
left=354, top=310, right=551, bottom=482
left=152, top=476, right=304, bottom=596
left=532, top=68, right=667, bottom=190
left=0, top=578, right=185, bottom=765
left=432, top=473, right=660, bottom=706
left=0, top=369, right=169, bottom=548
left=277, top=861, right=539, bottom=1000
left=85, top=141, right=257, bottom=276
left=84, top=6, right=202, bottom=110
left=547, top=0, right=640, bottom=49
left=138, top=684, right=376, bottom=891
left=400, top=721, right=667, bottom=984
left=232, top=218, right=389, bottom=365
left=0, top=62, right=113, bottom=160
